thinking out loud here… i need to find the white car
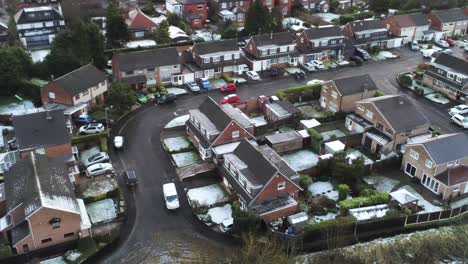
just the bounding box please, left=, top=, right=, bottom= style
left=337, top=60, right=350, bottom=66
left=79, top=123, right=104, bottom=135
left=456, top=40, right=468, bottom=48
left=83, top=152, right=109, bottom=167
left=219, top=218, right=233, bottom=233
left=435, top=39, right=449, bottom=48
left=410, top=40, right=419, bottom=51
left=86, top=163, right=114, bottom=177
left=246, top=71, right=260, bottom=81
left=114, top=136, right=124, bottom=149
left=163, top=183, right=180, bottom=209
left=310, top=60, right=325, bottom=69
left=449, top=105, right=468, bottom=116
left=421, top=49, right=437, bottom=58
left=307, top=79, right=324, bottom=85
left=300, top=62, right=315, bottom=72
left=451, top=114, right=468, bottom=129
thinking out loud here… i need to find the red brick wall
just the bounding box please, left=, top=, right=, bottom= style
left=341, top=23, right=354, bottom=38
left=211, top=121, right=252, bottom=147
left=45, top=144, right=73, bottom=158
left=244, top=38, right=259, bottom=58
left=427, top=13, right=442, bottom=30
left=13, top=235, right=34, bottom=254
left=261, top=204, right=298, bottom=222
left=256, top=173, right=300, bottom=200
left=383, top=17, right=402, bottom=37
left=184, top=3, right=207, bottom=28
left=41, top=82, right=74, bottom=107
left=278, top=0, right=292, bottom=16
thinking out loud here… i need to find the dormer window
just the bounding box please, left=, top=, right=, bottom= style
left=204, top=57, right=210, bottom=63
left=261, top=49, right=267, bottom=55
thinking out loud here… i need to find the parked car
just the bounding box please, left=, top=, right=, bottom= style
left=220, top=82, right=237, bottom=93
left=300, top=62, right=316, bottom=72
left=293, top=71, right=306, bottom=79
left=86, top=163, right=114, bottom=177
left=246, top=71, right=260, bottom=81
left=269, top=67, right=280, bottom=77
left=443, top=38, right=454, bottom=47
left=94, top=118, right=114, bottom=128
left=220, top=94, right=240, bottom=104
left=336, top=60, right=350, bottom=67
left=185, top=82, right=201, bottom=92
left=465, top=45, right=468, bottom=52
left=449, top=104, right=468, bottom=116
left=123, top=170, right=138, bottom=186
left=443, top=49, right=454, bottom=55
left=410, top=40, right=420, bottom=51
left=350, top=56, right=363, bottom=65
left=310, top=60, right=325, bottom=69
left=355, top=48, right=371, bottom=60
left=456, top=40, right=468, bottom=48
left=435, top=39, right=449, bottom=48
left=79, top=123, right=105, bottom=135
left=84, top=152, right=109, bottom=167
left=219, top=218, right=233, bottom=233
left=157, top=93, right=177, bottom=105
left=307, top=79, right=324, bottom=85
left=114, top=136, right=124, bottom=149
left=134, top=91, right=148, bottom=104
left=163, top=183, right=180, bottom=209
left=422, top=49, right=437, bottom=58
left=451, top=114, right=468, bottom=129
left=199, top=77, right=211, bottom=90
left=74, top=115, right=93, bottom=125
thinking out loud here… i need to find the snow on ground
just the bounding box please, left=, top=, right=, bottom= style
left=30, top=49, right=50, bottom=63
left=251, top=116, right=267, bottom=127
left=398, top=185, right=443, bottom=213
left=450, top=197, right=468, bottom=209
left=86, top=198, right=117, bottom=224
left=363, top=175, right=399, bottom=193
left=314, top=13, right=340, bottom=22
left=320, top=129, right=346, bottom=140
left=209, top=79, right=227, bottom=89
left=191, top=30, right=222, bottom=41
left=125, top=40, right=156, bottom=48
left=314, top=212, right=337, bottom=222
left=82, top=178, right=118, bottom=199
left=0, top=100, right=39, bottom=115
left=308, top=181, right=338, bottom=201
left=165, top=115, right=190, bottom=129
left=171, top=151, right=200, bottom=167
left=187, top=184, right=229, bottom=206
left=281, top=149, right=318, bottom=171
left=166, top=87, right=188, bottom=95
left=64, top=250, right=82, bottom=262
left=232, top=77, right=247, bottom=84
left=163, top=136, right=191, bottom=153
left=40, top=256, right=67, bottom=264
left=425, top=93, right=450, bottom=104
left=207, top=204, right=232, bottom=224
left=284, top=67, right=302, bottom=74
left=347, top=150, right=374, bottom=165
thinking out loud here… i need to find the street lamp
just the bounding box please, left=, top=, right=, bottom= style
left=105, top=107, right=109, bottom=138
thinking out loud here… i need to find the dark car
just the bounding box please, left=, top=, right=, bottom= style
left=123, top=170, right=138, bottom=186
left=293, top=71, right=306, bottom=79
left=157, top=93, right=177, bottom=105
left=355, top=48, right=370, bottom=60
left=270, top=67, right=281, bottom=77
left=74, top=115, right=93, bottom=125
left=350, top=56, right=363, bottom=66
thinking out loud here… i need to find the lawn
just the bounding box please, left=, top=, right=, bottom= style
left=171, top=151, right=201, bottom=167
left=281, top=149, right=319, bottom=171
left=315, top=121, right=350, bottom=135
left=187, top=184, right=229, bottom=206
left=163, top=136, right=192, bottom=153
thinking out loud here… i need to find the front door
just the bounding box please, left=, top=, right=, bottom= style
left=172, top=75, right=183, bottom=85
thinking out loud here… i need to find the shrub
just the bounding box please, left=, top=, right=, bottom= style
left=100, top=136, right=108, bottom=152
left=398, top=74, right=413, bottom=88
left=319, top=110, right=335, bottom=119
left=308, top=128, right=323, bottom=152
left=222, top=73, right=234, bottom=83
left=359, top=188, right=377, bottom=197
left=299, top=175, right=313, bottom=189
left=276, top=83, right=322, bottom=102
left=298, top=202, right=309, bottom=212
left=428, top=44, right=433, bottom=49
left=375, top=90, right=384, bottom=97
left=403, top=208, right=412, bottom=216
left=415, top=71, right=424, bottom=78
left=417, top=63, right=430, bottom=70
left=338, top=184, right=350, bottom=201
left=338, top=192, right=390, bottom=211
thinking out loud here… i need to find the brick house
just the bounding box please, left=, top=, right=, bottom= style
left=402, top=133, right=468, bottom=199
left=301, top=0, right=329, bottom=13
left=126, top=8, right=158, bottom=39
left=211, top=0, right=249, bottom=23
left=220, top=139, right=302, bottom=221
left=166, top=0, right=207, bottom=29
left=427, top=8, right=468, bottom=38
left=112, top=47, right=185, bottom=88
left=384, top=13, right=431, bottom=44
left=0, top=153, right=91, bottom=254
left=345, top=95, right=430, bottom=157
left=341, top=19, right=402, bottom=50
left=295, top=25, right=346, bottom=61
left=41, top=64, right=108, bottom=111
left=422, top=53, right=468, bottom=102
left=186, top=97, right=254, bottom=160
left=319, top=74, right=377, bottom=113
left=189, top=39, right=245, bottom=79
left=61, top=0, right=107, bottom=21
left=243, top=32, right=299, bottom=72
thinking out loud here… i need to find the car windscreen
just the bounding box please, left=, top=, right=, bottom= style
left=88, top=153, right=101, bottom=161
left=166, top=195, right=178, bottom=202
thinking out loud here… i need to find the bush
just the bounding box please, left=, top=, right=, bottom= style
left=338, top=184, right=350, bottom=201
left=415, top=71, right=424, bottom=78
left=308, top=128, right=323, bottom=152
left=298, top=202, right=309, bottom=212
left=375, top=90, right=384, bottom=97
left=222, top=73, right=234, bottom=83
left=299, top=175, right=313, bottom=189
left=276, top=83, right=322, bottom=102
left=338, top=192, right=390, bottom=211
left=417, top=63, right=430, bottom=70
left=398, top=74, right=413, bottom=88
left=359, top=188, right=377, bottom=197
left=100, top=136, right=108, bottom=152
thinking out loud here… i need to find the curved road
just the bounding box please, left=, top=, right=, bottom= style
left=96, top=48, right=463, bottom=264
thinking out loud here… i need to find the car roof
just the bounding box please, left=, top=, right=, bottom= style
left=163, top=183, right=177, bottom=194
left=125, top=170, right=136, bottom=179
left=222, top=218, right=233, bottom=226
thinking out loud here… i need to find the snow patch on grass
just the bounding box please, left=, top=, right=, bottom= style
left=398, top=185, right=443, bottom=213
left=207, top=204, right=232, bottom=224
left=163, top=136, right=191, bottom=153
left=65, top=250, right=82, bottom=262
left=165, top=115, right=190, bottom=128
left=166, top=87, right=188, bottom=95
left=281, top=149, right=318, bottom=171
left=187, top=184, right=228, bottom=206
left=82, top=178, right=118, bottom=199
left=363, top=175, right=400, bottom=193
left=40, top=256, right=67, bottom=264
left=171, top=151, right=200, bottom=167
left=308, top=181, right=338, bottom=201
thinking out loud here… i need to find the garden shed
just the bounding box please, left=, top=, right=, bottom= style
left=324, top=140, right=345, bottom=154
left=265, top=131, right=303, bottom=153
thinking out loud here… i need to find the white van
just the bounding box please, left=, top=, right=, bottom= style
left=163, top=183, right=180, bottom=210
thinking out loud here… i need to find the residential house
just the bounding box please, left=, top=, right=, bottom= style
left=402, top=133, right=468, bottom=199
left=301, top=0, right=329, bottom=12
left=0, top=21, right=7, bottom=47
left=384, top=13, right=432, bottom=44
left=295, top=25, right=346, bottom=61
left=319, top=74, right=377, bottom=113
left=345, top=95, right=430, bottom=157
left=243, top=32, right=298, bottom=72
left=220, top=139, right=302, bottom=221
left=189, top=39, right=244, bottom=79
left=112, top=47, right=185, bottom=88
left=0, top=153, right=91, bottom=254
left=41, top=64, right=108, bottom=112
left=126, top=8, right=158, bottom=39
left=166, top=0, right=207, bottom=29
left=341, top=19, right=401, bottom=50
left=212, top=0, right=249, bottom=23
left=14, top=6, right=65, bottom=49
left=422, top=53, right=468, bottom=102
left=427, top=8, right=468, bottom=38
left=186, top=97, right=255, bottom=160
left=61, top=0, right=107, bottom=21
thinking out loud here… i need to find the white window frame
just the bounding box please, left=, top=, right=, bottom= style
left=204, top=57, right=210, bottom=63
left=447, top=72, right=454, bottom=80
left=456, top=76, right=462, bottom=83
left=365, top=109, right=373, bottom=119
left=261, top=49, right=267, bottom=55
left=48, top=92, right=55, bottom=99
left=234, top=53, right=240, bottom=59
left=425, top=159, right=433, bottom=169
left=331, top=91, right=338, bottom=99
left=280, top=46, right=287, bottom=52
left=277, top=181, right=286, bottom=190
left=410, top=150, right=419, bottom=160
left=269, top=48, right=277, bottom=54
left=224, top=54, right=232, bottom=60
left=213, top=56, right=220, bottom=62
left=232, top=130, right=240, bottom=138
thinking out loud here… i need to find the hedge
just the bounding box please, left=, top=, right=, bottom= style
left=222, top=73, right=234, bottom=83
left=71, top=132, right=107, bottom=144
left=338, top=192, right=390, bottom=211
left=308, top=128, right=323, bottom=153
left=276, top=83, right=322, bottom=102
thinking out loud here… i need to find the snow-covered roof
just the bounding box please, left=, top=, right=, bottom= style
left=324, top=140, right=345, bottom=154
left=212, top=141, right=241, bottom=155
left=169, top=25, right=189, bottom=40
left=287, top=212, right=309, bottom=225
left=349, top=204, right=388, bottom=221
left=220, top=10, right=234, bottom=16
left=390, top=189, right=418, bottom=205
left=125, top=40, right=156, bottom=48
left=300, top=119, right=321, bottom=129
left=77, top=199, right=91, bottom=229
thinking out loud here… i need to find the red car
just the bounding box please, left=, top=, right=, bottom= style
left=444, top=38, right=454, bottom=47
left=220, top=82, right=237, bottom=93
left=220, top=94, right=240, bottom=104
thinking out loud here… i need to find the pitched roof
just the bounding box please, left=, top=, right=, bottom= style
left=304, top=26, right=343, bottom=39
left=14, top=6, right=64, bottom=24
left=358, top=95, right=430, bottom=132
left=11, top=220, right=30, bottom=245
left=348, top=19, right=385, bottom=32
left=391, top=14, right=416, bottom=27
left=114, top=47, right=180, bottom=72
left=177, top=0, right=206, bottom=4
left=408, top=13, right=431, bottom=26
left=12, top=109, right=71, bottom=150
left=332, top=74, right=377, bottom=96
left=431, top=8, right=468, bottom=23
left=433, top=53, right=468, bottom=75
left=416, top=133, right=468, bottom=165
left=252, top=32, right=295, bottom=47
left=126, top=8, right=157, bottom=29
left=198, top=97, right=231, bottom=131
left=193, top=39, right=239, bottom=55
left=52, top=64, right=107, bottom=96
left=5, top=153, right=80, bottom=217
left=435, top=165, right=468, bottom=186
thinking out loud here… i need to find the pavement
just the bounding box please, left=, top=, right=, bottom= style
left=97, top=47, right=465, bottom=264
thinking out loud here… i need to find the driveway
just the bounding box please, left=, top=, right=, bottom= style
left=97, top=46, right=464, bottom=264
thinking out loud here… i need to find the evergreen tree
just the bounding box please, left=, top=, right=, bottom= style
left=105, top=81, right=136, bottom=116
left=368, top=0, right=389, bottom=14
left=106, top=0, right=130, bottom=48
left=0, top=47, right=32, bottom=96
left=270, top=6, right=284, bottom=33
left=7, top=16, right=20, bottom=47
left=155, top=20, right=171, bottom=44
left=245, top=0, right=271, bottom=35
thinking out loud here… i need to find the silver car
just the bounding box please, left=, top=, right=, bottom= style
left=83, top=152, right=109, bottom=167
left=86, top=163, right=114, bottom=177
